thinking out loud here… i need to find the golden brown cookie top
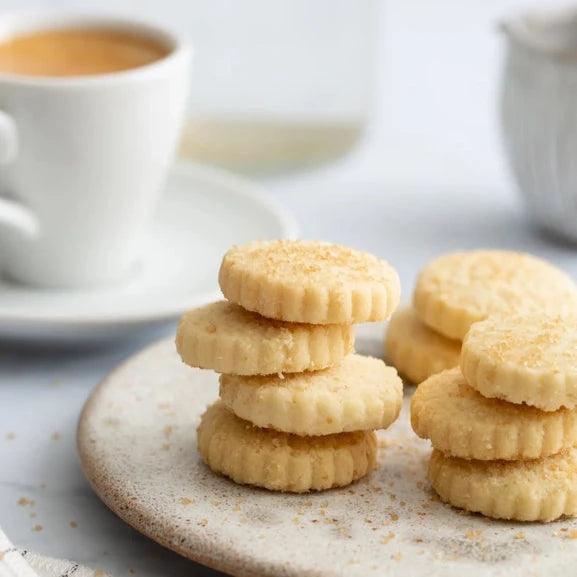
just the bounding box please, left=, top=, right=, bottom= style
left=414, top=250, right=577, bottom=340
left=461, top=314, right=577, bottom=411
left=219, top=240, right=400, bottom=324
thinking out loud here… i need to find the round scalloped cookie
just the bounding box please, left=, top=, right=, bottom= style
left=219, top=354, right=402, bottom=435
left=461, top=314, right=577, bottom=411
left=429, top=447, right=577, bottom=522
left=385, top=306, right=460, bottom=384
left=176, top=301, right=354, bottom=375
left=197, top=401, right=377, bottom=493
left=412, top=368, right=577, bottom=460
left=413, top=250, right=577, bottom=340
left=218, top=240, right=400, bottom=324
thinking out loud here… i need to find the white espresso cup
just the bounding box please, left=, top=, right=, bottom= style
left=0, top=11, right=191, bottom=287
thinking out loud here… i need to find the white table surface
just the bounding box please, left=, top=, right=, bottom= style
left=3, top=1, right=577, bottom=576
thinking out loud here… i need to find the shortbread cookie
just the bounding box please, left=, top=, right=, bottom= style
left=413, top=251, right=577, bottom=340
left=218, top=240, right=401, bottom=324
left=219, top=354, right=403, bottom=435
left=429, top=448, right=577, bottom=522
left=385, top=306, right=460, bottom=384
left=412, top=368, right=577, bottom=460
left=197, top=401, right=377, bottom=492
left=462, top=315, right=577, bottom=411
left=176, top=301, right=354, bottom=375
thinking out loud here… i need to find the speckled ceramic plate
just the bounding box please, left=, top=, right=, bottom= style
left=78, top=339, right=577, bottom=577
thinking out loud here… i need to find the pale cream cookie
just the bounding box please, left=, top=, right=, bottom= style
left=429, top=447, right=577, bottom=522
left=218, top=240, right=401, bottom=324
left=413, top=250, right=577, bottom=340
left=197, top=401, right=377, bottom=493
left=412, top=368, right=577, bottom=460
left=176, top=301, right=354, bottom=375
left=385, top=306, right=460, bottom=384
left=462, top=315, right=577, bottom=411
left=219, top=354, right=403, bottom=436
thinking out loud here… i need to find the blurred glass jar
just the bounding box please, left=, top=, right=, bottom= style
left=136, top=0, right=376, bottom=174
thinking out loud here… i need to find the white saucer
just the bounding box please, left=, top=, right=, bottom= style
left=0, top=162, right=297, bottom=344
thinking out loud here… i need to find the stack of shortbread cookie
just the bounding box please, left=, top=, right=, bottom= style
left=386, top=250, right=577, bottom=384
left=176, top=240, right=404, bottom=493
left=412, top=314, right=577, bottom=522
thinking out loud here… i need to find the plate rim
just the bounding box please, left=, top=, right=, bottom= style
left=77, top=338, right=279, bottom=577
left=0, top=162, right=298, bottom=329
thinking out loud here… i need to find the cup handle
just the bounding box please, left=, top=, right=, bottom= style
left=0, top=111, right=38, bottom=238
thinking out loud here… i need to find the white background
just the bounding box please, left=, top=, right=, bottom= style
left=0, top=0, right=532, bottom=185
left=2, top=2, right=577, bottom=577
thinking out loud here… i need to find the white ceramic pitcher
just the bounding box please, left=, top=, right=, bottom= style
left=501, top=7, right=577, bottom=242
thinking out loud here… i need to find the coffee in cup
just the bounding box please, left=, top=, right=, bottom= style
left=0, top=27, right=169, bottom=77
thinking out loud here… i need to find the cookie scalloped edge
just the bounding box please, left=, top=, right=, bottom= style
left=428, top=449, right=577, bottom=522
left=197, top=402, right=378, bottom=493
left=461, top=345, right=577, bottom=412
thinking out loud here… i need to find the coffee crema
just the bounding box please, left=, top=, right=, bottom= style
left=0, top=27, right=170, bottom=77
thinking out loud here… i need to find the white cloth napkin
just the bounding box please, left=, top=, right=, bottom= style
left=1, top=524, right=110, bottom=577
left=1, top=547, right=109, bottom=577
left=20, top=551, right=110, bottom=577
